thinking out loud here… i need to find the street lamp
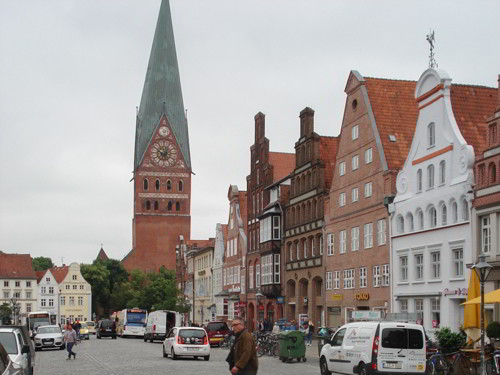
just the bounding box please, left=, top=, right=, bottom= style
left=471, top=253, right=493, bottom=375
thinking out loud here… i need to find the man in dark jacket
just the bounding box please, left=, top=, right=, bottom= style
left=227, top=318, right=258, bottom=375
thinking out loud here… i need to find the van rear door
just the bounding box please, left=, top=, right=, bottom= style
left=378, top=324, right=425, bottom=373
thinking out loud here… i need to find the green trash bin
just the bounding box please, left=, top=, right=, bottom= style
left=278, top=331, right=307, bottom=363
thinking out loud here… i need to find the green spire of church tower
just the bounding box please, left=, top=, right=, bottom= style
left=134, top=0, right=191, bottom=169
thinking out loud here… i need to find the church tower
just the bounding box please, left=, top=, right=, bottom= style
left=123, top=0, right=191, bottom=272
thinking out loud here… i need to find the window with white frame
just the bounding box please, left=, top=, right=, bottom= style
left=373, top=266, right=381, bottom=287
left=377, top=219, right=386, bottom=245
left=482, top=216, right=491, bottom=253
left=462, top=198, right=469, bottom=221
left=340, top=230, right=346, bottom=253
left=400, top=299, right=408, bottom=312
left=360, top=267, right=367, bottom=288
left=255, top=264, right=260, bottom=288
left=339, top=192, right=346, bottom=207
left=41, top=287, right=46, bottom=294
left=415, top=299, right=424, bottom=324
left=427, top=165, right=435, bottom=188
left=452, top=201, right=458, bottom=223
left=439, top=160, right=446, bottom=184
left=69, top=297, right=75, bottom=306
left=261, top=255, right=273, bottom=285
left=431, top=252, right=440, bottom=279
left=441, top=205, right=447, bottom=225
left=334, top=271, right=340, bottom=289
left=78, top=297, right=83, bottom=306
left=273, top=216, right=280, bottom=240
left=49, top=287, right=54, bottom=294
left=327, top=233, right=334, bottom=255
left=304, top=239, right=308, bottom=258
left=274, top=254, right=280, bottom=284
left=352, top=155, right=359, bottom=170
left=26, top=304, right=32, bottom=313
left=26, top=292, right=32, bottom=299
left=364, top=223, right=373, bottom=248
left=417, top=210, right=424, bottom=229
left=400, top=256, right=408, bottom=282
left=339, top=162, right=345, bottom=176
left=431, top=298, right=440, bottom=328
left=429, top=207, right=437, bottom=227
left=453, top=249, right=464, bottom=278
left=319, top=235, right=323, bottom=255
left=60, top=296, right=65, bottom=306
left=260, top=216, right=280, bottom=242
left=311, top=237, right=316, bottom=257
left=417, top=169, right=423, bottom=192
left=364, top=182, right=372, bottom=198
left=343, top=269, right=355, bottom=289
left=228, top=267, right=233, bottom=284
left=352, top=125, right=359, bottom=140
left=326, top=272, right=333, bottom=290
left=415, top=254, right=424, bottom=281
left=365, top=148, right=372, bottom=164
left=41, top=299, right=46, bottom=307
left=352, top=187, right=359, bottom=202
left=296, top=241, right=300, bottom=260
left=382, top=264, right=390, bottom=286
left=428, top=123, right=435, bottom=147
left=223, top=268, right=227, bottom=286
left=351, top=227, right=359, bottom=251
left=407, top=213, right=414, bottom=231
left=397, top=215, right=404, bottom=234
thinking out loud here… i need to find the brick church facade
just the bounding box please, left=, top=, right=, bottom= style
left=123, top=0, right=191, bottom=272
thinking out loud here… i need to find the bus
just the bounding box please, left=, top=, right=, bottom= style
left=27, top=311, right=51, bottom=337
left=116, top=308, right=148, bottom=338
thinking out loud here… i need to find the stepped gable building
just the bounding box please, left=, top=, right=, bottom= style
left=220, top=186, right=247, bottom=325
left=283, top=107, right=339, bottom=328
left=324, top=71, right=418, bottom=327
left=36, top=268, right=60, bottom=324
left=472, top=75, right=500, bottom=321
left=123, top=0, right=192, bottom=272
left=0, top=252, right=37, bottom=323
left=391, top=69, right=498, bottom=335
left=246, top=112, right=295, bottom=331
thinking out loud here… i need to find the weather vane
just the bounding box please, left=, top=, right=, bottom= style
left=426, top=29, right=438, bottom=69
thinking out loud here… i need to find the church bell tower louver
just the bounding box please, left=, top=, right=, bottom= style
left=123, top=0, right=192, bottom=273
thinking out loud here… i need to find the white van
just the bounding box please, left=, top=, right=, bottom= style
left=144, top=311, right=182, bottom=342
left=319, top=321, right=426, bottom=375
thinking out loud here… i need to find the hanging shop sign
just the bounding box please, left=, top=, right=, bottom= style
left=276, top=296, right=285, bottom=304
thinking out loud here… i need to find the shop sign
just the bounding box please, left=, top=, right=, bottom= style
left=443, top=288, right=468, bottom=296
left=355, top=293, right=370, bottom=301
left=351, top=310, right=381, bottom=320
left=328, top=307, right=341, bottom=315
left=276, top=296, right=285, bottom=304
left=331, top=294, right=343, bottom=301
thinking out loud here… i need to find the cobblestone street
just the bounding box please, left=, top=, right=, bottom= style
left=35, top=335, right=320, bottom=375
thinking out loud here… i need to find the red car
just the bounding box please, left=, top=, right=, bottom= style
left=204, top=322, right=229, bottom=346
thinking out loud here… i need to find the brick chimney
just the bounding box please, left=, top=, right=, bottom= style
left=300, top=107, right=315, bottom=137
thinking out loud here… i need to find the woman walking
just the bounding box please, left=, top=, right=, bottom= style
left=63, top=324, right=77, bottom=360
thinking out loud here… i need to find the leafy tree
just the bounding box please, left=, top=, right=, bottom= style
left=97, top=259, right=128, bottom=295
left=32, top=256, right=54, bottom=271
left=139, top=267, right=178, bottom=311
left=81, top=262, right=110, bottom=315
left=0, top=303, right=12, bottom=325
left=487, top=321, right=500, bottom=340
left=434, top=327, right=466, bottom=353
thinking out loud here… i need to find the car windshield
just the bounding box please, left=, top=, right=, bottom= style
left=87, top=322, right=95, bottom=327
left=179, top=329, right=205, bottom=339
left=37, top=327, right=61, bottom=334
left=0, top=333, right=18, bottom=354
left=100, top=320, right=114, bottom=328
left=206, top=322, right=228, bottom=332
left=80, top=323, right=87, bottom=329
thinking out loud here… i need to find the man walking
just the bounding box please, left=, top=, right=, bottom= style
left=63, top=324, right=77, bottom=360
left=226, top=318, right=258, bottom=375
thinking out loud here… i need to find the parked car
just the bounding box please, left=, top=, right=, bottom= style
left=96, top=320, right=117, bottom=339
left=33, top=325, right=65, bottom=351
left=319, top=322, right=426, bottom=375
left=144, top=310, right=181, bottom=342
left=79, top=322, right=90, bottom=340
left=0, top=327, right=33, bottom=375
left=0, top=343, right=23, bottom=375
left=86, top=321, right=96, bottom=335
left=162, top=327, right=210, bottom=361
left=204, top=321, right=229, bottom=346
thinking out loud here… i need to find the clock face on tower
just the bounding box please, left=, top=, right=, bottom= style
left=151, top=140, right=178, bottom=167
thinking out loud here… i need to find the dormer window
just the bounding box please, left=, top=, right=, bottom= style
left=428, top=123, right=435, bottom=147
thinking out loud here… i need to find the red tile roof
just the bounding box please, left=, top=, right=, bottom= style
left=186, top=239, right=213, bottom=249
left=96, top=247, right=109, bottom=261
left=36, top=270, right=46, bottom=283
left=450, top=84, right=498, bottom=155
left=0, top=252, right=37, bottom=279
left=48, top=265, right=69, bottom=284
left=364, top=77, right=418, bottom=170
left=319, top=136, right=339, bottom=189
left=364, top=76, right=498, bottom=170
left=269, top=152, right=295, bottom=181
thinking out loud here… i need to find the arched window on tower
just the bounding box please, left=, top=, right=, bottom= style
left=143, top=179, right=149, bottom=191
left=146, top=200, right=151, bottom=210
left=168, top=201, right=172, bottom=211
left=167, top=180, right=172, bottom=191
left=179, top=180, right=184, bottom=192
left=154, top=201, right=159, bottom=211
left=176, top=202, right=180, bottom=211
left=155, top=179, right=160, bottom=191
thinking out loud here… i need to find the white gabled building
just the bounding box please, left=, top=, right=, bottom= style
left=390, top=69, right=497, bottom=336
left=36, top=269, right=60, bottom=323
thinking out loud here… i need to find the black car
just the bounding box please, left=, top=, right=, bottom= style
left=96, top=320, right=117, bottom=339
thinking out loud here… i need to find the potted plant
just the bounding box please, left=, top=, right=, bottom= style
left=487, top=322, right=500, bottom=347
left=434, top=327, right=466, bottom=354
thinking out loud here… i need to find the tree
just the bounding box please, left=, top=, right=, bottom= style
left=32, top=256, right=54, bottom=271
left=81, top=262, right=110, bottom=316
left=0, top=303, right=12, bottom=325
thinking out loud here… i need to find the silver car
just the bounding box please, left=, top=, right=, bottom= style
left=33, top=326, right=65, bottom=351
left=0, top=343, right=24, bottom=375
left=0, top=328, right=31, bottom=375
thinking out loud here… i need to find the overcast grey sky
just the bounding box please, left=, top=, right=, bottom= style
left=1, top=0, right=499, bottom=265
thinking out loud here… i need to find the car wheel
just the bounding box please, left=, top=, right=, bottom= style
left=320, top=357, right=332, bottom=375
left=150, top=336, right=153, bottom=343
left=171, top=348, right=178, bottom=360
left=86, top=337, right=90, bottom=340
left=358, top=362, right=367, bottom=375
left=144, top=336, right=147, bottom=342
left=112, top=335, right=117, bottom=339
left=302, top=357, right=307, bottom=362
left=204, top=356, right=210, bottom=361
left=163, top=346, right=168, bottom=358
